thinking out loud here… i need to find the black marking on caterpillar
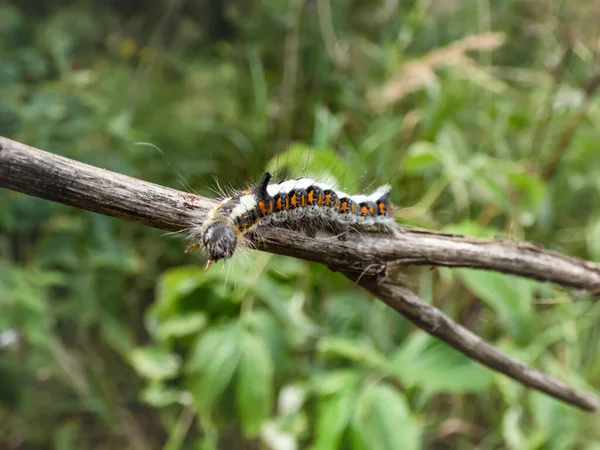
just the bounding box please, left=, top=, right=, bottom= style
left=186, top=173, right=397, bottom=269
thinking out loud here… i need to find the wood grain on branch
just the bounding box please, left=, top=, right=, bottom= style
left=1, top=136, right=598, bottom=412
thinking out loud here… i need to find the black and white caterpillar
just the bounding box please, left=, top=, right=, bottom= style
left=186, top=173, right=397, bottom=269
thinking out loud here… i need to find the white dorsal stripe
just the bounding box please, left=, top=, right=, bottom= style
left=265, top=179, right=390, bottom=203
left=266, top=178, right=316, bottom=196
left=367, top=184, right=391, bottom=201
left=350, top=195, right=369, bottom=203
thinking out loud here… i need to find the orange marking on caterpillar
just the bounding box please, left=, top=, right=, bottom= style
left=301, top=194, right=306, bottom=207
left=276, top=198, right=283, bottom=210
left=378, top=203, right=385, bottom=214
left=291, top=194, right=297, bottom=207
left=317, top=194, right=323, bottom=205
left=361, top=206, right=368, bottom=215
left=369, top=206, right=375, bottom=215
left=308, top=191, right=314, bottom=203
left=258, top=201, right=267, bottom=216
left=325, top=193, right=331, bottom=205
left=334, top=198, right=339, bottom=208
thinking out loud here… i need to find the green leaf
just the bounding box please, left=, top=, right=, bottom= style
left=317, top=337, right=385, bottom=368
left=236, top=330, right=274, bottom=437
left=314, top=389, right=356, bottom=450
left=352, top=382, right=421, bottom=450
left=506, top=171, right=547, bottom=212
left=403, top=141, right=441, bottom=174
left=529, top=390, right=580, bottom=449
left=129, top=347, right=181, bottom=381
left=246, top=310, right=289, bottom=380
left=502, top=406, right=525, bottom=449
left=154, top=266, right=215, bottom=318
left=457, top=269, right=535, bottom=337
left=312, top=370, right=362, bottom=396
left=157, top=312, right=208, bottom=340
left=187, top=324, right=241, bottom=410
left=389, top=333, right=493, bottom=393
left=140, top=381, right=186, bottom=408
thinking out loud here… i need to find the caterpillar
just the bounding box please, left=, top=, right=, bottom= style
left=186, top=172, right=397, bottom=269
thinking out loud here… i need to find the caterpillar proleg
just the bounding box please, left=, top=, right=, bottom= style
left=186, top=173, right=397, bottom=269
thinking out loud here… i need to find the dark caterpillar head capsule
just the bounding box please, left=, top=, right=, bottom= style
left=201, top=221, right=238, bottom=270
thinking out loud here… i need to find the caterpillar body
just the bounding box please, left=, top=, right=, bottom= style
left=186, top=172, right=397, bottom=269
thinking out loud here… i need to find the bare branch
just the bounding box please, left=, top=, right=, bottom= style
left=0, top=137, right=211, bottom=232
left=3, top=138, right=598, bottom=291
left=351, top=274, right=599, bottom=412
left=1, top=136, right=599, bottom=412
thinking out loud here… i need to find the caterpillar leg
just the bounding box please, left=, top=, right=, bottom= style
left=185, top=242, right=201, bottom=253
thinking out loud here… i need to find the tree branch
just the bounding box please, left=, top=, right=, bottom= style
left=351, top=274, right=598, bottom=412
left=1, top=136, right=598, bottom=412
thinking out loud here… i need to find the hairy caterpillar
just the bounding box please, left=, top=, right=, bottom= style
left=186, top=172, right=397, bottom=269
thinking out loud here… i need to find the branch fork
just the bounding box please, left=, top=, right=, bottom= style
left=0, top=136, right=598, bottom=412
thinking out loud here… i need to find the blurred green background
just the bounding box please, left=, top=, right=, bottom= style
left=1, top=1, right=600, bottom=449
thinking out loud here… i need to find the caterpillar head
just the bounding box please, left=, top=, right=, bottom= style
left=201, top=221, right=238, bottom=270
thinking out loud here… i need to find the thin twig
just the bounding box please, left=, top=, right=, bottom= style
left=1, top=136, right=599, bottom=412
left=349, top=274, right=599, bottom=412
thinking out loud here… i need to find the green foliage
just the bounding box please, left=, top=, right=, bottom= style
left=351, top=382, right=421, bottom=450
left=458, top=270, right=535, bottom=339
left=2, top=0, right=600, bottom=448
left=389, top=334, right=494, bottom=394
left=187, top=324, right=242, bottom=410
left=130, top=347, right=182, bottom=381
left=236, top=331, right=275, bottom=437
